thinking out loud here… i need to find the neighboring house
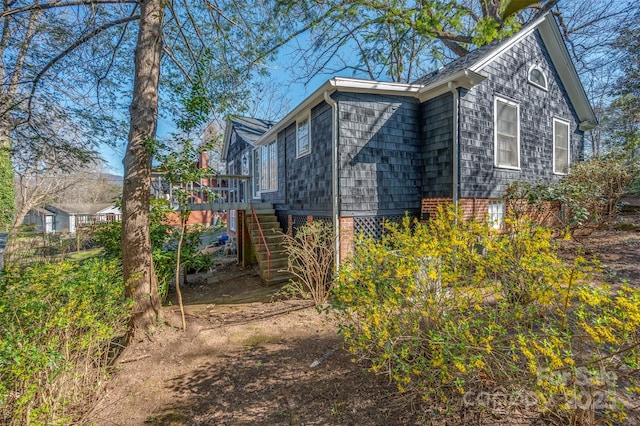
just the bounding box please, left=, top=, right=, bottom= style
left=24, top=207, right=56, bottom=234
left=151, top=151, right=228, bottom=227
left=24, top=203, right=122, bottom=233
left=222, top=12, right=597, bottom=262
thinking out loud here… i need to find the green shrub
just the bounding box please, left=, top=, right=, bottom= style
left=93, top=198, right=213, bottom=299
left=0, top=258, right=130, bottom=425
left=505, top=156, right=638, bottom=236
left=331, top=206, right=639, bottom=424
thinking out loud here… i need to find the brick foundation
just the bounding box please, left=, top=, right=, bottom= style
left=166, top=210, right=225, bottom=227
left=338, top=217, right=355, bottom=261
left=421, top=198, right=491, bottom=221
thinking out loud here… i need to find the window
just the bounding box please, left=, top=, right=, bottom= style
left=296, top=115, right=310, bottom=157
left=494, top=97, right=520, bottom=169
left=257, top=140, right=277, bottom=192
left=553, top=118, right=570, bottom=174
left=528, top=65, right=548, bottom=90
left=241, top=152, right=249, bottom=175
left=488, top=200, right=506, bottom=229
left=229, top=209, right=237, bottom=232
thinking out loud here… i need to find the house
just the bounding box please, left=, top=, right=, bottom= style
left=24, top=203, right=122, bottom=233
left=221, top=117, right=277, bottom=233
left=23, top=207, right=56, bottom=233
left=222, top=12, right=597, bottom=267
left=150, top=150, right=230, bottom=227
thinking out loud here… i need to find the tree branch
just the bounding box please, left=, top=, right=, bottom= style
left=0, top=0, right=139, bottom=19
left=27, top=14, right=140, bottom=120
left=161, top=44, right=192, bottom=83
left=96, top=4, right=139, bottom=102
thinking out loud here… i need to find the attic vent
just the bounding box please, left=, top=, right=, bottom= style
left=528, top=64, right=548, bottom=91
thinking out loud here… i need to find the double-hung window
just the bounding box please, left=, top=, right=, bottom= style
left=553, top=118, right=570, bottom=175
left=257, top=140, right=277, bottom=193
left=494, top=97, right=520, bottom=169
left=297, top=115, right=310, bottom=157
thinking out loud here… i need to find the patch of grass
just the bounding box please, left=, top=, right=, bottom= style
left=242, top=333, right=276, bottom=347
left=144, top=409, right=190, bottom=425
left=67, top=247, right=103, bottom=261
left=614, top=221, right=639, bottom=231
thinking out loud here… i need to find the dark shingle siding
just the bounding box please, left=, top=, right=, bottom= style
left=421, top=92, right=454, bottom=198
left=226, top=130, right=250, bottom=176
left=458, top=30, right=584, bottom=199
left=337, top=92, right=421, bottom=216
left=262, top=101, right=333, bottom=214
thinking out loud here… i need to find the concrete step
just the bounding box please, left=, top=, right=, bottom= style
left=251, top=235, right=286, bottom=249
left=248, top=214, right=279, bottom=223
left=248, top=209, right=276, bottom=216
left=258, top=256, right=289, bottom=270
left=249, top=226, right=284, bottom=237
left=261, top=270, right=296, bottom=287
left=244, top=206, right=295, bottom=287
left=251, top=202, right=274, bottom=211
left=255, top=249, right=288, bottom=263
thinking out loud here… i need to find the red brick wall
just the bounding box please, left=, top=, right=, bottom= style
left=338, top=217, right=354, bottom=261
left=166, top=210, right=225, bottom=227
left=421, top=197, right=491, bottom=221
left=505, top=199, right=560, bottom=227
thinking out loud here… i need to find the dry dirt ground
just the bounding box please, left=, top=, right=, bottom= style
left=86, top=214, right=640, bottom=426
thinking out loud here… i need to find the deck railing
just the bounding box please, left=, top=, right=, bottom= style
left=150, top=172, right=251, bottom=210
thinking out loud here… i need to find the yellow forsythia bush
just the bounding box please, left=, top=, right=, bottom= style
left=331, top=206, right=639, bottom=424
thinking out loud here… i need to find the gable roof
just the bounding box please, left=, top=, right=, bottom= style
left=249, top=11, right=595, bottom=147
left=47, top=203, right=115, bottom=215
left=221, top=116, right=276, bottom=159
left=414, top=12, right=597, bottom=129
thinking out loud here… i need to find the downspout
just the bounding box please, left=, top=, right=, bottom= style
left=448, top=82, right=460, bottom=208
left=323, top=90, right=340, bottom=271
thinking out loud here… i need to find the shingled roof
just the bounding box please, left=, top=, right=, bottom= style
left=229, top=117, right=276, bottom=145
left=413, top=42, right=500, bottom=86
left=238, top=12, right=596, bottom=150
left=413, top=11, right=548, bottom=87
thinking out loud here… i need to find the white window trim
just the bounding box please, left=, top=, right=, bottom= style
left=494, top=96, right=521, bottom=170
left=252, top=148, right=260, bottom=198
left=553, top=117, right=571, bottom=175
left=527, top=64, right=548, bottom=91
left=296, top=113, right=311, bottom=158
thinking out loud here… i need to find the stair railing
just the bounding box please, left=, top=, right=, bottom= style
left=251, top=205, right=271, bottom=279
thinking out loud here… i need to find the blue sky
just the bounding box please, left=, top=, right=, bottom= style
left=100, top=43, right=352, bottom=176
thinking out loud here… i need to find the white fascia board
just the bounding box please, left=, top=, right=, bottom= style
left=417, top=69, right=486, bottom=102
left=536, top=16, right=598, bottom=128
left=97, top=206, right=121, bottom=215
left=254, top=77, right=422, bottom=147
left=469, top=13, right=547, bottom=73
left=220, top=119, right=234, bottom=160
left=466, top=12, right=596, bottom=128
left=331, top=77, right=423, bottom=94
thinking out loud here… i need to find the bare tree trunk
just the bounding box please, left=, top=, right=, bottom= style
left=121, top=0, right=163, bottom=332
